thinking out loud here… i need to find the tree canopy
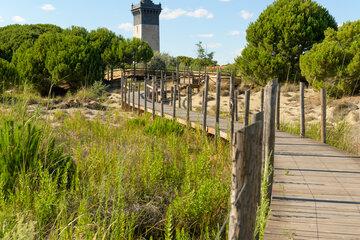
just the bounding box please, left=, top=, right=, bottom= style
left=300, top=20, right=360, bottom=97
left=0, top=24, right=62, bottom=62
left=236, top=0, right=337, bottom=85
left=0, top=24, right=153, bottom=95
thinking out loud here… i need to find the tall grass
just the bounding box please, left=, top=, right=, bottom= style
left=0, top=104, right=231, bottom=239
left=280, top=121, right=359, bottom=155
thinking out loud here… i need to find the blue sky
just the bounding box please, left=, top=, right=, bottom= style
left=0, top=0, right=359, bottom=64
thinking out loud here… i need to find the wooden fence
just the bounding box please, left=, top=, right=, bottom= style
left=120, top=72, right=279, bottom=239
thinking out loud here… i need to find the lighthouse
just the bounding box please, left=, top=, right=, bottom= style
left=131, top=0, right=162, bottom=52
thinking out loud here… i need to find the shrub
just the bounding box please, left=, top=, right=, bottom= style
left=300, top=20, right=360, bottom=97
left=0, top=59, right=18, bottom=90
left=0, top=118, right=75, bottom=195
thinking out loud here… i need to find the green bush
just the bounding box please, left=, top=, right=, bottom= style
left=0, top=59, right=18, bottom=90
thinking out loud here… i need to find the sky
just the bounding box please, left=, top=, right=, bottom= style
left=0, top=0, right=359, bottom=64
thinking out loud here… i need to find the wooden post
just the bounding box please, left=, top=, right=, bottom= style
left=172, top=85, right=176, bottom=119
left=152, top=77, right=156, bottom=120
left=128, top=79, right=131, bottom=106
left=215, top=69, right=221, bottom=137
left=124, top=78, right=128, bottom=108
left=144, top=78, right=147, bottom=113
left=276, top=84, right=281, bottom=130
left=186, top=86, right=191, bottom=124
left=321, top=88, right=327, bottom=143
left=132, top=82, right=135, bottom=112
left=260, top=89, right=264, bottom=112
left=229, top=121, right=263, bottom=240
left=263, top=79, right=278, bottom=203
left=244, top=90, right=250, bottom=127
left=230, top=75, right=235, bottom=144
left=160, top=71, right=164, bottom=117
left=203, top=75, right=209, bottom=132
left=235, top=90, right=239, bottom=121
left=177, top=68, right=181, bottom=108
left=120, top=77, right=124, bottom=109
left=300, top=82, right=305, bottom=138
left=137, top=82, right=141, bottom=114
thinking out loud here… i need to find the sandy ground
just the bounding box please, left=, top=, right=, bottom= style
left=185, top=84, right=360, bottom=148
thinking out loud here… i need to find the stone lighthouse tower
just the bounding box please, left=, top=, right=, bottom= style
left=131, top=0, right=162, bottom=52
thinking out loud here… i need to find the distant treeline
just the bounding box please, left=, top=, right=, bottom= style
left=0, top=24, right=153, bottom=95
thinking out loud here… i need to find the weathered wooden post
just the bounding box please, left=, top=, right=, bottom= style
left=260, top=88, right=264, bottom=112
left=160, top=71, right=164, bottom=117
left=172, top=85, right=176, bottom=119
left=229, top=75, right=235, bottom=144
left=132, top=82, right=135, bottom=112
left=203, top=75, right=209, bottom=132
left=144, top=78, right=147, bottom=113
left=128, top=79, right=131, bottom=107
left=244, top=90, right=250, bottom=127
left=263, top=79, right=278, bottom=203
left=120, top=77, right=124, bottom=109
left=300, top=82, right=305, bottom=138
left=321, top=88, right=327, bottom=143
left=152, top=76, right=156, bottom=120
left=276, top=84, right=281, bottom=130
left=137, top=81, right=141, bottom=114
left=229, top=120, right=263, bottom=240
left=177, top=67, right=181, bottom=108
left=186, top=86, right=191, bottom=124
left=215, top=69, right=222, bottom=138
left=235, top=90, right=239, bottom=122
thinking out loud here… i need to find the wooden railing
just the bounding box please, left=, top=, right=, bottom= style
left=119, top=71, right=279, bottom=239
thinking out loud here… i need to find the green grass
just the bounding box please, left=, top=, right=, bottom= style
left=0, top=102, right=231, bottom=239
left=280, top=121, right=359, bottom=155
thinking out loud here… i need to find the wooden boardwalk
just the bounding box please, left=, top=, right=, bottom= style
left=128, top=92, right=360, bottom=239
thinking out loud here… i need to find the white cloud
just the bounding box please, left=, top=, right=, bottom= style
left=0, top=16, right=4, bottom=22
left=160, top=8, right=214, bottom=20
left=187, top=8, right=214, bottom=19
left=228, top=30, right=241, bottom=36
left=118, top=22, right=133, bottom=32
left=160, top=8, right=187, bottom=20
left=197, top=33, right=214, bottom=38
left=219, top=0, right=231, bottom=2
left=41, top=4, right=55, bottom=12
left=12, top=16, right=26, bottom=23
left=207, top=42, right=222, bottom=49
left=240, top=10, right=253, bottom=20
